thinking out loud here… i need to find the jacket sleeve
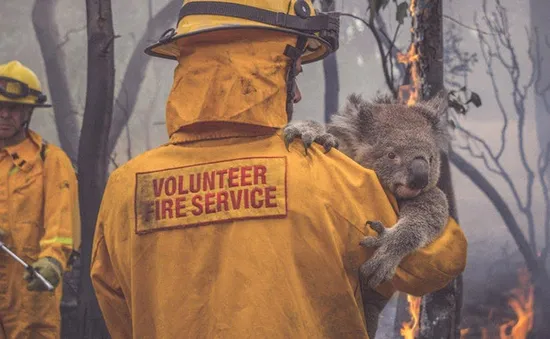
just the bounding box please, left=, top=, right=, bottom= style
left=90, top=171, right=133, bottom=338
left=314, top=147, right=468, bottom=297
left=39, top=147, right=80, bottom=271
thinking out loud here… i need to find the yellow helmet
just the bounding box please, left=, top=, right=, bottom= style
left=144, top=0, right=340, bottom=64
left=0, top=61, right=51, bottom=108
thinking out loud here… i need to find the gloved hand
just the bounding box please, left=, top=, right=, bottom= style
left=23, top=257, right=62, bottom=291
left=0, top=228, right=5, bottom=240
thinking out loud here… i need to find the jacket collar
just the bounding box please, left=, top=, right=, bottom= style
left=169, top=122, right=278, bottom=145
left=1, top=129, right=43, bottom=172
left=165, top=35, right=295, bottom=141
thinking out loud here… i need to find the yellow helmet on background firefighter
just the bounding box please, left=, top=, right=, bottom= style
left=0, top=60, right=51, bottom=107
left=145, top=0, right=340, bottom=64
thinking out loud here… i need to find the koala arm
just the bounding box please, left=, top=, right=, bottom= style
left=358, top=188, right=450, bottom=288
left=390, top=215, right=466, bottom=296
left=391, top=187, right=450, bottom=256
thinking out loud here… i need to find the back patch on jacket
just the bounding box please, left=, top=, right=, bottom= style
left=134, top=157, right=288, bottom=234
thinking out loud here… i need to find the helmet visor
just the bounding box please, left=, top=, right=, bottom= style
left=0, top=77, right=28, bottom=99
left=0, top=76, right=41, bottom=99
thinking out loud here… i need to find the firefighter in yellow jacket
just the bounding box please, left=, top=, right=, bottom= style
left=0, top=60, right=80, bottom=338
left=91, top=1, right=468, bottom=338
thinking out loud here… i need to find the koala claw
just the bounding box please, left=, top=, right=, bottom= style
left=366, top=220, right=386, bottom=235
left=315, top=133, right=339, bottom=153
left=283, top=126, right=300, bottom=152
left=282, top=125, right=314, bottom=154
left=302, top=135, right=314, bottom=155
left=282, top=120, right=339, bottom=155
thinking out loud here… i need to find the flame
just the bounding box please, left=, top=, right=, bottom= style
left=499, top=267, right=534, bottom=338
left=400, top=295, right=421, bottom=339
left=397, top=0, right=420, bottom=106
left=460, top=267, right=534, bottom=339
left=409, top=0, right=416, bottom=14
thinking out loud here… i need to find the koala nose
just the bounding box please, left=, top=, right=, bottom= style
left=408, top=157, right=429, bottom=190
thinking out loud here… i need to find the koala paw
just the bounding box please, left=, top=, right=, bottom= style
left=359, top=221, right=402, bottom=288
left=283, top=120, right=339, bottom=154
left=359, top=251, right=401, bottom=289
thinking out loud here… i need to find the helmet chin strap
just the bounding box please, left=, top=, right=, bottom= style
left=284, top=36, right=307, bottom=121
left=22, top=107, right=32, bottom=130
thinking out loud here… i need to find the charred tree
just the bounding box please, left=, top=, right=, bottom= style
left=529, top=2, right=550, bottom=336
left=77, top=0, right=116, bottom=337
left=394, top=293, right=412, bottom=335
left=404, top=1, right=463, bottom=338
left=530, top=0, right=550, bottom=338
left=318, top=0, right=340, bottom=123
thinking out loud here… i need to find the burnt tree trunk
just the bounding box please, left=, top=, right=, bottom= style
left=411, top=1, right=463, bottom=338
left=529, top=1, right=550, bottom=336
left=31, top=0, right=80, bottom=162
left=532, top=281, right=550, bottom=338
left=394, top=292, right=412, bottom=335
left=77, top=0, right=116, bottom=338
left=323, top=52, right=339, bottom=122
left=318, top=0, right=339, bottom=123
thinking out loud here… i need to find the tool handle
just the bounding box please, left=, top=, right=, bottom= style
left=1, top=242, right=55, bottom=292
left=34, top=270, right=55, bottom=291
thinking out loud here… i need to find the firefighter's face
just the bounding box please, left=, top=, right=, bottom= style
left=0, top=102, right=31, bottom=141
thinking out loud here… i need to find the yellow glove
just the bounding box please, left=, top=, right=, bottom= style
left=23, top=257, right=62, bottom=291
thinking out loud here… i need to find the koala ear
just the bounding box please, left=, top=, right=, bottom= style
left=342, top=93, right=374, bottom=124
left=329, top=93, right=374, bottom=143
left=416, top=90, right=451, bottom=153
left=347, top=93, right=364, bottom=114
left=421, top=90, right=449, bottom=122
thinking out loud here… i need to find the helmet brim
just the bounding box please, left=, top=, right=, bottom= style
left=144, top=24, right=334, bottom=64
left=0, top=98, right=51, bottom=108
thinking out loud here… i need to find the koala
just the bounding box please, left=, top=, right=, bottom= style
left=283, top=92, right=451, bottom=338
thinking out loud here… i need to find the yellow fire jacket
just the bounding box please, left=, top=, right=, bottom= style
left=91, top=132, right=466, bottom=339
left=0, top=129, right=78, bottom=270
left=91, top=34, right=467, bottom=339
left=0, top=129, right=80, bottom=338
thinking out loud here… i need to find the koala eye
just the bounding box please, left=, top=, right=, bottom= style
left=388, top=152, right=396, bottom=159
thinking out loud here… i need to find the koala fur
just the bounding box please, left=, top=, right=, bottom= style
left=283, top=91, right=451, bottom=338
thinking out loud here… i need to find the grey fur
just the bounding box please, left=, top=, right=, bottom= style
left=283, top=91, right=450, bottom=338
